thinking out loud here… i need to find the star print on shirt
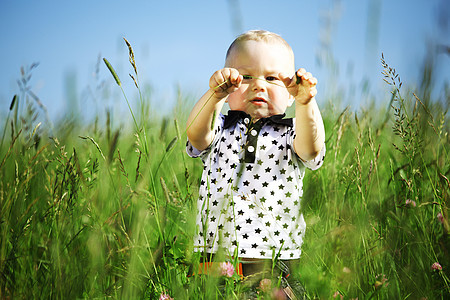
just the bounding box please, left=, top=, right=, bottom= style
left=187, top=111, right=326, bottom=260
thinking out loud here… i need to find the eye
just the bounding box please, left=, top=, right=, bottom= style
left=242, top=75, right=252, bottom=80
left=266, top=76, right=278, bottom=81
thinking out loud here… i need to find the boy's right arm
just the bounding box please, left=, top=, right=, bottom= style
left=186, top=68, right=242, bottom=151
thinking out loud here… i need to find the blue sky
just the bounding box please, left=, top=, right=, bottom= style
left=0, top=0, right=449, bottom=121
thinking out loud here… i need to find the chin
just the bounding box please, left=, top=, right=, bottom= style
left=248, top=111, right=270, bottom=120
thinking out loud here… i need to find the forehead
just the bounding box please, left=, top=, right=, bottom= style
left=225, top=40, right=295, bottom=71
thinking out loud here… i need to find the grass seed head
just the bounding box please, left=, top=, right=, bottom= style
left=129, top=74, right=139, bottom=89
left=165, top=136, right=178, bottom=152
left=123, top=37, right=138, bottom=76
left=103, top=58, right=121, bottom=86
left=9, top=95, right=17, bottom=111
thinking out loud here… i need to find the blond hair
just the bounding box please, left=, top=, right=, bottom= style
left=225, top=30, right=294, bottom=65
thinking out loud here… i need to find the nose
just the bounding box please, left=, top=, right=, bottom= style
left=251, top=77, right=266, bottom=92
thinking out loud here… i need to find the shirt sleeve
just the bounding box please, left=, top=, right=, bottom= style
left=300, top=143, right=325, bottom=170
left=186, top=113, right=225, bottom=158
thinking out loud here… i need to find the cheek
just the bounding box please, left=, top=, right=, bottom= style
left=269, top=88, right=288, bottom=102
left=236, top=84, right=249, bottom=96
left=269, top=89, right=292, bottom=110
left=228, top=86, right=247, bottom=105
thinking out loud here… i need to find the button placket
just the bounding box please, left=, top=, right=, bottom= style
left=244, top=120, right=262, bottom=163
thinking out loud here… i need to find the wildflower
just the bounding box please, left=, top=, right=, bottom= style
left=219, top=261, right=235, bottom=277
left=271, top=288, right=287, bottom=300
left=259, top=278, right=272, bottom=293
left=431, top=262, right=442, bottom=271
left=159, top=293, right=174, bottom=300
left=437, top=212, right=444, bottom=224
left=374, top=274, right=388, bottom=289
left=333, top=291, right=344, bottom=299
left=342, top=267, right=351, bottom=274
left=405, top=199, right=416, bottom=207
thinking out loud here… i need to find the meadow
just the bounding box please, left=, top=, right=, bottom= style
left=0, top=41, right=449, bottom=299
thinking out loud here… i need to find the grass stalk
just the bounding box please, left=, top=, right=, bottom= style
left=1, top=47, right=448, bottom=300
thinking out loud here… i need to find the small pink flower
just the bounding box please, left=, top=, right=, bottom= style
left=159, top=293, right=174, bottom=300
left=333, top=291, right=344, bottom=299
left=219, top=262, right=234, bottom=277
left=431, top=262, right=442, bottom=271
left=271, top=288, right=287, bottom=300
left=259, top=278, right=272, bottom=293
left=405, top=199, right=416, bottom=207
left=374, top=274, right=389, bottom=289
left=437, top=212, right=444, bottom=224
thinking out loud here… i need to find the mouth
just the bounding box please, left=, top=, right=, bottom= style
left=250, top=97, right=268, bottom=104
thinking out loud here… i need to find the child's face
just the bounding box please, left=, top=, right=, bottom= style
left=225, top=40, right=295, bottom=120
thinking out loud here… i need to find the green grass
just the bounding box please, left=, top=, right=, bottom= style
left=0, top=48, right=449, bottom=299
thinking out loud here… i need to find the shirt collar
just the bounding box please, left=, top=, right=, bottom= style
left=223, top=110, right=293, bottom=129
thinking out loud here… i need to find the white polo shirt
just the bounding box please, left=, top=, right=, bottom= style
left=187, top=111, right=325, bottom=260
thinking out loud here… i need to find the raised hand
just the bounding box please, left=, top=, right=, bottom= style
left=280, top=68, right=317, bottom=105
left=209, top=68, right=243, bottom=99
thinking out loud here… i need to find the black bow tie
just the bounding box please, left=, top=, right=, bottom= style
left=223, top=110, right=293, bottom=129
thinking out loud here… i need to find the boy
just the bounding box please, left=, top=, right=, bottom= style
left=186, top=30, right=325, bottom=297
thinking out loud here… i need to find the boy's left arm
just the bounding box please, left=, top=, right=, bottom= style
left=281, top=68, right=325, bottom=161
